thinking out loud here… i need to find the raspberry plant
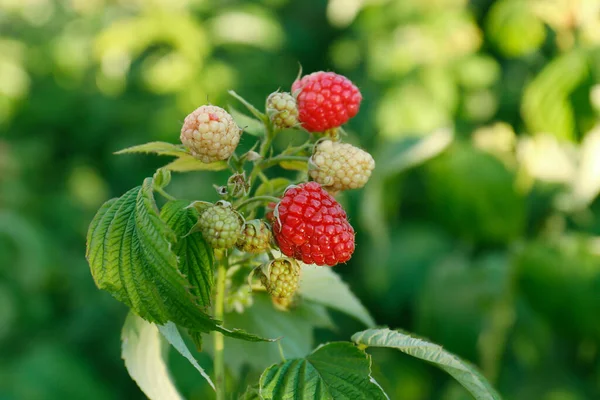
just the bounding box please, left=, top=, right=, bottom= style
left=86, top=71, right=500, bottom=399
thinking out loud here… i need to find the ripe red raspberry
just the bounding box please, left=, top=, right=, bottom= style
left=292, top=71, right=362, bottom=133
left=272, top=182, right=355, bottom=266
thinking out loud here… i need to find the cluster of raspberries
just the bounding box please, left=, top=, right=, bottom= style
left=180, top=71, right=374, bottom=302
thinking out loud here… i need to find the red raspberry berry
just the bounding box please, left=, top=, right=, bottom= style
left=272, top=182, right=355, bottom=266
left=292, top=71, right=362, bottom=133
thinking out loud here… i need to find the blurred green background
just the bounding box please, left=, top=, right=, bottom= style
left=2, top=0, right=600, bottom=399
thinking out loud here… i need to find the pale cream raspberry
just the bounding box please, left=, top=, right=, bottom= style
left=309, top=140, right=375, bottom=191
left=180, top=105, right=241, bottom=163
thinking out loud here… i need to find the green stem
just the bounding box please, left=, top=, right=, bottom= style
left=213, top=259, right=227, bottom=400
left=247, top=155, right=309, bottom=184
left=235, top=195, right=281, bottom=210
left=155, top=188, right=177, bottom=201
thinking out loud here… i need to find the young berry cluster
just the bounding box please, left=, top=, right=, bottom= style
left=175, top=70, right=373, bottom=304
left=259, top=257, right=300, bottom=303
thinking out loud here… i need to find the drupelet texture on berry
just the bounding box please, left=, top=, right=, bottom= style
left=180, top=105, right=241, bottom=163
left=260, top=258, right=300, bottom=299
left=310, top=140, right=375, bottom=192
left=272, top=182, right=355, bottom=266
left=267, top=92, right=299, bottom=130
left=197, top=202, right=243, bottom=249
left=292, top=71, right=362, bottom=133
left=236, top=220, right=272, bottom=253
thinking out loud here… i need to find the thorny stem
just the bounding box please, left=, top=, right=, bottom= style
left=213, top=257, right=228, bottom=400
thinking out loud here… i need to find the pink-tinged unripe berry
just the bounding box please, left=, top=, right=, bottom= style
left=292, top=71, right=362, bottom=133
left=272, top=182, right=355, bottom=266
left=310, top=140, right=375, bottom=192
left=180, top=105, right=241, bottom=163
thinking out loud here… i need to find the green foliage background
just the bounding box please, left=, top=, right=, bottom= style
left=1, top=0, right=600, bottom=398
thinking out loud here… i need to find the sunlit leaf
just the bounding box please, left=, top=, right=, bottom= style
left=377, top=128, right=454, bottom=178
left=157, top=322, right=214, bottom=390
left=121, top=313, right=183, bottom=400
left=278, top=160, right=308, bottom=171
left=352, top=328, right=501, bottom=400
left=486, top=0, right=546, bottom=57
left=115, top=141, right=189, bottom=157
left=300, top=263, right=375, bottom=328
left=164, top=154, right=229, bottom=172
left=521, top=51, right=588, bottom=141
left=259, top=342, right=389, bottom=399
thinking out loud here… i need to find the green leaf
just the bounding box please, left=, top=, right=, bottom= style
left=352, top=328, right=501, bottom=400
left=205, top=294, right=333, bottom=375
left=486, top=0, right=546, bottom=57
left=300, top=263, right=375, bottom=328
left=160, top=200, right=213, bottom=307
left=360, top=129, right=453, bottom=248
left=425, top=143, right=525, bottom=243
left=255, top=177, right=291, bottom=197
left=259, top=342, right=389, bottom=399
left=229, top=90, right=267, bottom=121
left=376, top=128, right=454, bottom=178
left=157, top=321, right=214, bottom=390
left=229, top=106, right=265, bottom=136
left=86, top=178, right=272, bottom=341
left=522, top=51, right=588, bottom=140
left=163, top=154, right=229, bottom=172
left=115, top=141, right=189, bottom=157
left=121, top=313, right=183, bottom=400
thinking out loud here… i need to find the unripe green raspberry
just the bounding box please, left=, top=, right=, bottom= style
left=197, top=202, right=243, bottom=249
left=309, top=140, right=375, bottom=191
left=236, top=220, right=272, bottom=253
left=180, top=105, right=242, bottom=163
left=260, top=258, right=300, bottom=299
left=267, top=92, right=299, bottom=130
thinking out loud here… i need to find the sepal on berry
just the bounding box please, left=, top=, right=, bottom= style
left=236, top=219, right=273, bottom=253
left=259, top=257, right=301, bottom=301
left=227, top=172, right=250, bottom=198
